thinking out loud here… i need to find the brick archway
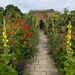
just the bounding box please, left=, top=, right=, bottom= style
left=39, top=19, right=45, bottom=29
left=32, top=9, right=54, bottom=20
left=31, top=9, right=55, bottom=29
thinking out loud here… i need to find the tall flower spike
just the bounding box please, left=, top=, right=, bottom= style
left=66, top=21, right=73, bottom=57
left=2, top=19, right=8, bottom=47
left=52, top=18, right=54, bottom=31
left=3, top=19, right=6, bottom=32
left=67, top=21, right=72, bottom=29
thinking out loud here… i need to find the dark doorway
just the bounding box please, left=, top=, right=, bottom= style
left=39, top=20, right=45, bottom=29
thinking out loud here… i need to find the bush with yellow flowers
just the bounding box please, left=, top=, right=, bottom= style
left=0, top=19, right=18, bottom=75
left=62, top=21, right=75, bottom=75
left=46, top=9, right=75, bottom=75
left=0, top=15, right=39, bottom=75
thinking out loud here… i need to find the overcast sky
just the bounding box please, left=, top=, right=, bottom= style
left=0, top=0, right=75, bottom=13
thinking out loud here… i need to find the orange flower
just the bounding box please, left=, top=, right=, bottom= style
left=10, top=31, right=14, bottom=35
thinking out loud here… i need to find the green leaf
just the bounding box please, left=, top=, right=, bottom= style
left=66, top=72, right=70, bottom=75
left=70, top=69, right=75, bottom=75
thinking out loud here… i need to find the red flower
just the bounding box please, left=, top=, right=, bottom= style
left=23, top=25, right=30, bottom=29
left=24, top=31, right=33, bottom=38
left=48, top=28, right=53, bottom=31
left=16, top=19, right=21, bottom=23
left=28, top=32, right=33, bottom=35
left=10, top=16, right=12, bottom=19
left=25, top=30, right=33, bottom=35
left=24, top=34, right=29, bottom=38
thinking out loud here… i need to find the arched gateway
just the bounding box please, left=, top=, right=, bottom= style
left=39, top=20, right=45, bottom=29
left=31, top=9, right=55, bottom=29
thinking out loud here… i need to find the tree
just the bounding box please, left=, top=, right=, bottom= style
left=3, top=4, right=14, bottom=15
left=70, top=10, right=75, bottom=26
left=62, top=8, right=69, bottom=18
left=3, top=4, right=23, bottom=19
left=0, top=7, right=4, bottom=13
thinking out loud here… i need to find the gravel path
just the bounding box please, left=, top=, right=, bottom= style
left=28, top=30, right=59, bottom=75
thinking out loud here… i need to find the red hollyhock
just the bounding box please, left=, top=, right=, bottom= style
left=48, top=28, right=53, bottom=31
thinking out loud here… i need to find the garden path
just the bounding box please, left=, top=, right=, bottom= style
left=28, top=30, right=59, bottom=75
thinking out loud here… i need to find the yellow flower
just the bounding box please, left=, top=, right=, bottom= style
left=6, top=40, right=8, bottom=42
left=2, top=32, right=6, bottom=35
left=67, top=25, right=72, bottom=28
left=69, top=43, right=71, bottom=46
left=4, top=35, right=7, bottom=38
left=67, top=35, right=71, bottom=40
left=66, top=21, right=73, bottom=57
left=4, top=44, right=7, bottom=47
left=66, top=41, right=71, bottom=46
left=68, top=30, right=71, bottom=34
left=67, top=21, right=72, bottom=28
left=2, top=31, right=7, bottom=38
left=2, top=39, right=5, bottom=41
left=66, top=41, right=69, bottom=44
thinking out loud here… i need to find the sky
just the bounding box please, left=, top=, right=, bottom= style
left=0, top=0, right=75, bottom=13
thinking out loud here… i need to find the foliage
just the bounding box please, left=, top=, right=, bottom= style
left=46, top=8, right=75, bottom=75
left=0, top=11, right=4, bottom=23
left=1, top=4, right=75, bottom=75
left=0, top=19, right=18, bottom=75
left=3, top=4, right=23, bottom=20
left=0, top=5, right=39, bottom=75
left=0, top=7, right=4, bottom=13
left=63, top=56, right=75, bottom=75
